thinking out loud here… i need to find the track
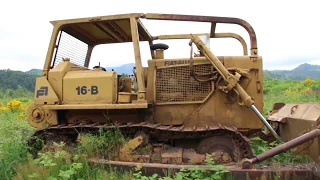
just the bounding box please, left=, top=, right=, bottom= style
left=26, top=121, right=320, bottom=180
left=27, top=121, right=254, bottom=164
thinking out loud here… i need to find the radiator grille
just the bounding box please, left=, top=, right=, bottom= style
left=52, top=31, right=88, bottom=67
left=156, top=65, right=212, bottom=103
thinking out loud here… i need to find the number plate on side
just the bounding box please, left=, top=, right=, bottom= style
left=62, top=70, right=117, bottom=104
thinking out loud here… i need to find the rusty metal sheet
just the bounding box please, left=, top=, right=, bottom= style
left=266, top=103, right=320, bottom=163
left=267, top=103, right=320, bottom=123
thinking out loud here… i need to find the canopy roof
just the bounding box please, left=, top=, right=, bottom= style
left=51, top=13, right=150, bottom=45
left=50, top=13, right=257, bottom=50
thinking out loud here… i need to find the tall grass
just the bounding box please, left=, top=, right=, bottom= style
left=79, top=128, right=129, bottom=159
left=0, top=101, right=34, bottom=179
left=263, top=77, right=320, bottom=114
left=249, top=136, right=311, bottom=164
left=12, top=142, right=132, bottom=180
left=0, top=97, right=133, bottom=179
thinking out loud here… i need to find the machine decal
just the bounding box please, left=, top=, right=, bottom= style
left=76, top=86, right=98, bottom=95
left=164, top=60, right=190, bottom=66
left=36, top=86, right=48, bottom=98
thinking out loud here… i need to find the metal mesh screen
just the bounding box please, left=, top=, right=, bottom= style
left=156, top=65, right=212, bottom=103
left=52, top=31, right=89, bottom=67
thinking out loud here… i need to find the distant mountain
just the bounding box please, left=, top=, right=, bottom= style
left=105, top=63, right=135, bottom=75
left=26, top=69, right=42, bottom=76
left=2, top=62, right=316, bottom=93
left=0, top=69, right=38, bottom=92
left=22, top=64, right=136, bottom=76
left=293, top=63, right=320, bottom=72
left=264, top=63, right=320, bottom=80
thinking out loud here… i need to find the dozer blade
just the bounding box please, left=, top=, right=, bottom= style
left=266, top=102, right=320, bottom=163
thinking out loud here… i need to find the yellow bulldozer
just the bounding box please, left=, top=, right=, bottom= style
left=26, top=13, right=320, bottom=179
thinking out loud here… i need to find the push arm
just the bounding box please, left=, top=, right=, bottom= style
left=189, top=34, right=283, bottom=143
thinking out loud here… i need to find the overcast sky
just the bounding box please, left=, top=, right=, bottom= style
left=1, top=0, right=320, bottom=71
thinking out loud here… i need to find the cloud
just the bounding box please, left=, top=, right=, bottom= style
left=0, top=0, right=320, bottom=71
left=262, top=55, right=320, bottom=70
left=0, top=49, right=43, bottom=71
left=309, top=60, right=320, bottom=65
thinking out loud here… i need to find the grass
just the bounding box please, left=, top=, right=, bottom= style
left=263, top=77, right=320, bottom=115
left=12, top=142, right=132, bottom=180
left=79, top=128, right=129, bottom=159
left=0, top=104, right=34, bottom=179
left=249, top=136, right=311, bottom=164
left=0, top=77, right=319, bottom=179
left=0, top=104, right=132, bottom=180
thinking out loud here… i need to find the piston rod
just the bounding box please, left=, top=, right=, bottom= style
left=251, top=104, right=284, bottom=143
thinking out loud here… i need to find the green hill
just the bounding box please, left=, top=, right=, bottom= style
left=264, top=63, right=320, bottom=80
left=25, top=69, right=42, bottom=76
left=0, top=69, right=38, bottom=92
left=0, top=63, right=319, bottom=94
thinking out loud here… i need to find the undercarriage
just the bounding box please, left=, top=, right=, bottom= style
left=27, top=121, right=320, bottom=180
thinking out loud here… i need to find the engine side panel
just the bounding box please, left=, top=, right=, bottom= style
left=147, top=56, right=263, bottom=131
left=63, top=70, right=118, bottom=104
